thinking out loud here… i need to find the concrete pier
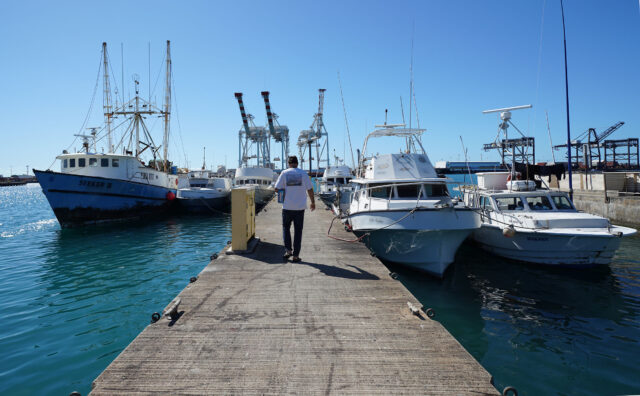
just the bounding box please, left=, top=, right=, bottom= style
left=91, top=199, right=498, bottom=395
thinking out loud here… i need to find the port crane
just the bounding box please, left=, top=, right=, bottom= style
left=553, top=121, right=625, bottom=169
left=261, top=91, right=289, bottom=170
left=298, top=89, right=330, bottom=173
left=234, top=93, right=270, bottom=168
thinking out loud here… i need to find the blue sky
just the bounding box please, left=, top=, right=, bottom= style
left=1, top=0, right=639, bottom=176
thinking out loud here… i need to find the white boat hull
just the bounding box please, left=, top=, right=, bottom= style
left=350, top=208, right=480, bottom=277
left=472, top=224, right=629, bottom=266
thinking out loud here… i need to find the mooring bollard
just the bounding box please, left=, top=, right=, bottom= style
left=163, top=297, right=181, bottom=321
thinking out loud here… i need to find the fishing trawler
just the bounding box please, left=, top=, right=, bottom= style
left=348, top=125, right=480, bottom=277
left=34, top=41, right=179, bottom=227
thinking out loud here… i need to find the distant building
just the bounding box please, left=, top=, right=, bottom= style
left=434, top=161, right=504, bottom=173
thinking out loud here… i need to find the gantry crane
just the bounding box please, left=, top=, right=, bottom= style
left=297, top=89, right=330, bottom=173
left=234, top=92, right=270, bottom=168
left=554, top=121, right=625, bottom=169
left=261, top=91, right=289, bottom=170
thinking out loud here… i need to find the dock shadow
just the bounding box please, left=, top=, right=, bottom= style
left=299, top=261, right=380, bottom=280
left=254, top=241, right=379, bottom=280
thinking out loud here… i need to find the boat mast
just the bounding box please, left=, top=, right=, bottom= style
left=102, top=42, right=113, bottom=153
left=560, top=0, right=573, bottom=199
left=163, top=40, right=172, bottom=172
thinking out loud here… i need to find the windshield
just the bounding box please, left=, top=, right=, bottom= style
left=525, top=195, right=553, bottom=211
left=552, top=195, right=574, bottom=210
left=494, top=196, right=525, bottom=211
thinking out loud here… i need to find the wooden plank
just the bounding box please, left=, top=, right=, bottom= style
left=91, top=199, right=498, bottom=395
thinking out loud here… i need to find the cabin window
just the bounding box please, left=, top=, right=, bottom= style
left=78, top=158, right=86, bottom=167
left=494, top=196, right=524, bottom=211
left=396, top=184, right=419, bottom=198
left=552, top=195, right=574, bottom=210
left=62, top=159, right=68, bottom=168
left=480, top=196, right=493, bottom=211
left=423, top=183, right=448, bottom=197
left=101, top=158, right=109, bottom=167
left=69, top=158, right=75, bottom=167
left=525, top=196, right=553, bottom=211
left=89, top=158, right=98, bottom=167
left=369, top=183, right=391, bottom=199
left=112, top=159, right=119, bottom=167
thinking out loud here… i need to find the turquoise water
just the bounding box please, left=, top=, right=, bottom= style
left=1, top=182, right=639, bottom=395
left=0, top=184, right=231, bottom=395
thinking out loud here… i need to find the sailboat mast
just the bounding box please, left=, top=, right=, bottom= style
left=102, top=42, right=113, bottom=153
left=163, top=40, right=172, bottom=172
left=560, top=0, right=573, bottom=199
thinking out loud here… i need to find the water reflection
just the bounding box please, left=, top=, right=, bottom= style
left=1, top=204, right=231, bottom=396
left=392, top=237, right=640, bottom=396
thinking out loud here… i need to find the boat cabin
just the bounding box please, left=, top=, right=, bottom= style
left=477, top=191, right=576, bottom=213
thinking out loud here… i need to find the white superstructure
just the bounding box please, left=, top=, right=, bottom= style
left=462, top=172, right=636, bottom=265
left=318, top=164, right=354, bottom=215
left=348, top=126, right=480, bottom=277
left=234, top=167, right=275, bottom=206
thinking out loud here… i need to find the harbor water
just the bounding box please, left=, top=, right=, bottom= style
left=1, top=182, right=639, bottom=395
left=0, top=184, right=231, bottom=395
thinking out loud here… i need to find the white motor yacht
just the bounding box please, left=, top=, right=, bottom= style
left=348, top=126, right=480, bottom=277
left=177, top=170, right=232, bottom=213
left=234, top=167, right=275, bottom=208
left=462, top=172, right=636, bottom=266
left=318, top=164, right=354, bottom=216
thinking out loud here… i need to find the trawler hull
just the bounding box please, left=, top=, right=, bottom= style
left=472, top=224, right=632, bottom=266
left=350, top=208, right=479, bottom=277
left=35, top=170, right=176, bottom=227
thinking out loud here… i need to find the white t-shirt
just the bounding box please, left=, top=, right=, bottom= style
left=275, top=167, right=313, bottom=211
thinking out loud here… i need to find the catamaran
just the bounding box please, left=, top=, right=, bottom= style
left=34, top=42, right=179, bottom=227
left=348, top=125, right=480, bottom=277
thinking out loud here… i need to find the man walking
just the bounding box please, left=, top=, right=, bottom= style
left=274, top=156, right=315, bottom=262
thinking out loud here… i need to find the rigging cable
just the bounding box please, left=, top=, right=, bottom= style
left=46, top=51, right=102, bottom=170
left=533, top=0, right=547, bottom=145
left=171, top=69, right=189, bottom=168
left=337, top=71, right=356, bottom=170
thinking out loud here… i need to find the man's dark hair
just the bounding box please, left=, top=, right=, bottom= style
left=288, top=156, right=298, bottom=164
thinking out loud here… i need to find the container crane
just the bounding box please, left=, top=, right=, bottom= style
left=261, top=91, right=289, bottom=170
left=297, top=89, right=330, bottom=173
left=554, top=121, right=625, bottom=169
left=234, top=92, right=270, bottom=168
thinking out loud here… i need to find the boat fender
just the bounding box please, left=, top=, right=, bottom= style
left=389, top=272, right=399, bottom=280
left=210, top=253, right=218, bottom=260
left=502, top=225, right=516, bottom=238
left=151, top=312, right=161, bottom=323
left=506, top=172, right=522, bottom=182
left=190, top=276, right=198, bottom=283
left=166, top=191, right=176, bottom=201
left=502, top=386, right=518, bottom=396
left=421, top=306, right=435, bottom=319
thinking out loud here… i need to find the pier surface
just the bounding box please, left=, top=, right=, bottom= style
left=91, top=200, right=498, bottom=395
